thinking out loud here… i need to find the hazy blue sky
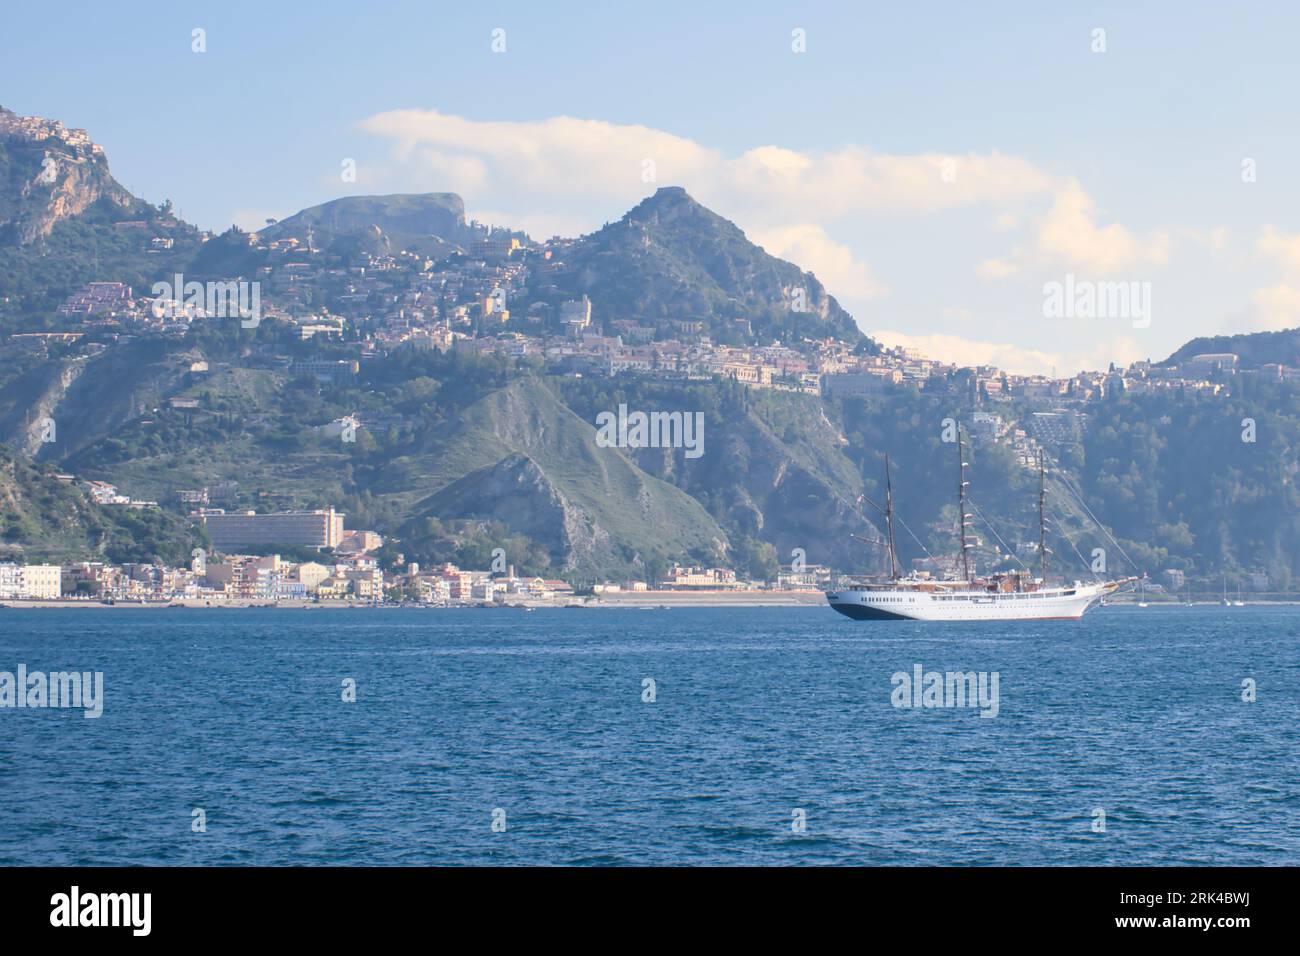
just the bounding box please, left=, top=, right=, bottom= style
left=4, top=1, right=1299, bottom=373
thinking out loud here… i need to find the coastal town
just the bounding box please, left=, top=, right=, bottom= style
left=0, top=549, right=829, bottom=608
left=4, top=476, right=831, bottom=607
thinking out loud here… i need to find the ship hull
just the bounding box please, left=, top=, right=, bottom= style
left=825, top=582, right=1113, bottom=622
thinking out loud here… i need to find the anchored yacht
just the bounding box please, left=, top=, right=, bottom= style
left=826, top=574, right=1124, bottom=621
left=827, top=434, right=1134, bottom=622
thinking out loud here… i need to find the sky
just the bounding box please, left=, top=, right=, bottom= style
left=4, top=0, right=1300, bottom=375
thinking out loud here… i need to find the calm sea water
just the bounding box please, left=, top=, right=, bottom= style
left=1, top=605, right=1297, bottom=866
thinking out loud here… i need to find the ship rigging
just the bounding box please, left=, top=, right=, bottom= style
left=827, top=428, right=1137, bottom=622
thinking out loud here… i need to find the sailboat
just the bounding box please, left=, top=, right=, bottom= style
left=1221, top=575, right=1231, bottom=607
left=1233, top=582, right=1245, bottom=607
left=826, top=435, right=1134, bottom=621
left=1137, top=578, right=1148, bottom=607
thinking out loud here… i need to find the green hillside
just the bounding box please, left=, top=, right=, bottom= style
left=1163, top=327, right=1300, bottom=369
left=0, top=446, right=203, bottom=565
left=26, top=338, right=737, bottom=578
left=403, top=378, right=729, bottom=576
left=558, top=375, right=881, bottom=574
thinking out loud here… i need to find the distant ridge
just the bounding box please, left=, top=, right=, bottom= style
left=257, top=192, right=476, bottom=257
left=1162, top=327, right=1300, bottom=368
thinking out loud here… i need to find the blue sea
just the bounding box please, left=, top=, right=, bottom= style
left=1, top=605, right=1297, bottom=866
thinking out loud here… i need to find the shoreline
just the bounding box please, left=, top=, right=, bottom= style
left=592, top=589, right=826, bottom=607
left=0, top=589, right=830, bottom=610
left=5, top=593, right=1299, bottom=610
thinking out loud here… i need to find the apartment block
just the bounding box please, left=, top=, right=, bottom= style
left=201, top=509, right=345, bottom=551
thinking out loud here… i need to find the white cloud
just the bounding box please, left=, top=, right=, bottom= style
left=722, top=145, right=1054, bottom=218
left=980, top=179, right=1170, bottom=279
left=1257, top=226, right=1300, bottom=272
left=1038, top=180, right=1170, bottom=273
left=871, top=328, right=1066, bottom=377
left=1250, top=282, right=1300, bottom=330
left=749, top=224, right=887, bottom=301
left=358, top=110, right=718, bottom=205
left=1248, top=227, right=1300, bottom=331
left=355, top=109, right=1059, bottom=233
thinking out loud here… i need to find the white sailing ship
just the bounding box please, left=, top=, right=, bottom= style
left=826, top=433, right=1134, bottom=622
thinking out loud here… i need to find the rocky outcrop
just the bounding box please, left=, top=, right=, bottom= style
left=257, top=193, right=474, bottom=258
left=0, top=106, right=134, bottom=245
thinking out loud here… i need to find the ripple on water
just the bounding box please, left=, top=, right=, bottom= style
left=1, top=606, right=1297, bottom=865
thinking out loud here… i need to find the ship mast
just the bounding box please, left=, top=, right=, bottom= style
left=884, top=454, right=899, bottom=580
left=957, top=428, right=972, bottom=582
left=1037, top=449, right=1051, bottom=582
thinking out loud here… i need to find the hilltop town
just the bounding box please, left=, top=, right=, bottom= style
left=12, top=227, right=1295, bottom=481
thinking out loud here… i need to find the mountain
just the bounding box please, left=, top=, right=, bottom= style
left=1, top=105, right=1296, bottom=589
left=0, top=106, right=135, bottom=245
left=0, top=106, right=203, bottom=324
left=536, top=186, right=869, bottom=346
left=6, top=333, right=737, bottom=577
left=1163, top=327, right=1300, bottom=369
left=0, top=105, right=868, bottom=347
left=257, top=193, right=476, bottom=258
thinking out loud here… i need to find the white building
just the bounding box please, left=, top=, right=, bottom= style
left=0, top=564, right=63, bottom=600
